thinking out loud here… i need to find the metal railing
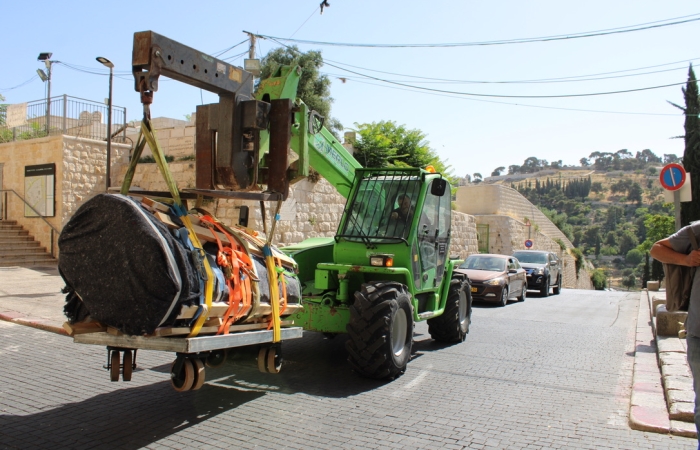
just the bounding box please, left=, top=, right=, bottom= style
left=0, top=95, right=127, bottom=144
left=0, top=189, right=60, bottom=257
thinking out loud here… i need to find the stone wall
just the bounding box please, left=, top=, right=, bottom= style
left=456, top=184, right=574, bottom=248
left=0, top=135, right=130, bottom=256
left=474, top=214, right=592, bottom=289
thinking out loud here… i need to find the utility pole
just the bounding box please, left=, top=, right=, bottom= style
left=242, top=32, right=261, bottom=77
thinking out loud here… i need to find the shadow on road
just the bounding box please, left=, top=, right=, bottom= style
left=0, top=382, right=263, bottom=449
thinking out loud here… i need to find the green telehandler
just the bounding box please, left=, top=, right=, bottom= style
left=131, top=31, right=472, bottom=380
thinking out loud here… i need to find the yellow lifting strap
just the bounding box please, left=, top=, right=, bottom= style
left=264, top=199, right=285, bottom=343
left=137, top=120, right=214, bottom=338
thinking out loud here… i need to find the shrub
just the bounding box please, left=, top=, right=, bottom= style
left=591, top=269, right=607, bottom=290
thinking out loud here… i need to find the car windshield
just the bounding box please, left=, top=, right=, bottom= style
left=513, top=252, right=548, bottom=264
left=460, top=256, right=506, bottom=272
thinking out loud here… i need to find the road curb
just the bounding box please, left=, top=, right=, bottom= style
left=628, top=290, right=697, bottom=438
left=0, top=311, right=68, bottom=336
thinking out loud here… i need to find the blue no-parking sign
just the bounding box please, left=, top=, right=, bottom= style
left=660, top=163, right=686, bottom=191
left=525, top=239, right=533, bottom=248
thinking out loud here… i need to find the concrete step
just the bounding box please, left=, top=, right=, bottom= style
left=0, top=242, right=42, bottom=251
left=0, top=255, right=57, bottom=267
left=0, top=229, right=29, bottom=237
left=0, top=220, right=18, bottom=227
left=0, top=224, right=22, bottom=231
left=0, top=236, right=35, bottom=244
left=0, top=247, right=49, bottom=257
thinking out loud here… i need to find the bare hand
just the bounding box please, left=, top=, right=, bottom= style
left=685, top=249, right=700, bottom=266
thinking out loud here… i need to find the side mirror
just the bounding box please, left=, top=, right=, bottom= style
left=508, top=268, right=518, bottom=274
left=431, top=179, right=447, bottom=197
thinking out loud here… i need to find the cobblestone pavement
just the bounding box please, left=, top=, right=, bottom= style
left=0, top=289, right=696, bottom=449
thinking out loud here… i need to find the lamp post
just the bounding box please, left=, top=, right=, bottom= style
left=96, top=57, right=113, bottom=190
left=37, top=52, right=53, bottom=135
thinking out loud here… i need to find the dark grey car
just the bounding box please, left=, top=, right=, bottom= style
left=512, top=250, right=562, bottom=297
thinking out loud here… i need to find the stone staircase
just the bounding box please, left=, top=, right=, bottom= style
left=0, top=220, right=57, bottom=267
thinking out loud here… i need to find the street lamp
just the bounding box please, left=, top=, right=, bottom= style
left=96, top=57, right=113, bottom=190
left=37, top=52, right=53, bottom=135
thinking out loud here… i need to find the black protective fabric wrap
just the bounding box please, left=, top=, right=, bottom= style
left=59, top=194, right=200, bottom=335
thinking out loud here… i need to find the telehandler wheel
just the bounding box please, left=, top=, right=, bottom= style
left=428, top=278, right=471, bottom=342
left=346, top=281, right=414, bottom=380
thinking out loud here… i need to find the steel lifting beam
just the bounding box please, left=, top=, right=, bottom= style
left=133, top=31, right=276, bottom=191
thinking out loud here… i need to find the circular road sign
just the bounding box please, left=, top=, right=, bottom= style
left=525, top=239, right=533, bottom=248
left=660, top=163, right=686, bottom=191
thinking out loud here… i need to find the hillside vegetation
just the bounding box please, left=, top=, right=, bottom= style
left=462, top=150, right=679, bottom=290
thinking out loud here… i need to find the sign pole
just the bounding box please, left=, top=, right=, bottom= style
left=675, top=190, right=682, bottom=231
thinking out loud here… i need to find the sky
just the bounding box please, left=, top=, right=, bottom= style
left=2, top=1, right=698, bottom=179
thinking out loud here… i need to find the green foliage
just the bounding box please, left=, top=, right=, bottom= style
left=351, top=120, right=455, bottom=183
left=590, top=269, right=607, bottom=290
left=570, top=247, right=584, bottom=278
left=637, top=214, right=675, bottom=251
left=138, top=154, right=174, bottom=164
left=258, top=45, right=342, bottom=134
left=622, top=273, right=637, bottom=290
left=669, top=64, right=700, bottom=226
left=554, top=238, right=566, bottom=250
left=178, top=154, right=196, bottom=161
left=0, top=94, right=6, bottom=127
left=626, top=248, right=643, bottom=266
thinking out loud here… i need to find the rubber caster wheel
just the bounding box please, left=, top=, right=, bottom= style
left=171, top=358, right=195, bottom=392
left=191, top=359, right=206, bottom=390
left=205, top=349, right=227, bottom=368
left=258, top=346, right=282, bottom=374
left=122, top=350, right=133, bottom=382
left=110, top=350, right=120, bottom=382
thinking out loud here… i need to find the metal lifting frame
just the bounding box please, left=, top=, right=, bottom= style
left=132, top=31, right=292, bottom=199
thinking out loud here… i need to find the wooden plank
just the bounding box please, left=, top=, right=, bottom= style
left=107, top=327, right=124, bottom=336
left=62, top=321, right=107, bottom=337
left=176, top=302, right=230, bottom=320
left=152, top=320, right=294, bottom=337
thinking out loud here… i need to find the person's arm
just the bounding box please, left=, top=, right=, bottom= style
left=650, top=238, right=700, bottom=266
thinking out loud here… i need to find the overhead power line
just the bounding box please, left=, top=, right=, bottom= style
left=266, top=36, right=694, bottom=99
left=322, top=57, right=700, bottom=85
left=255, top=13, right=700, bottom=48
left=0, top=75, right=39, bottom=91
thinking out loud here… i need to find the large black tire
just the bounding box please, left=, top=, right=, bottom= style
left=428, top=278, right=472, bottom=343
left=540, top=277, right=550, bottom=297
left=346, top=281, right=414, bottom=380
left=553, top=275, right=562, bottom=295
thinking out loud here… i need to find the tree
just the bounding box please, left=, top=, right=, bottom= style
left=491, top=166, right=505, bottom=177
left=351, top=121, right=452, bottom=179
left=623, top=274, right=637, bottom=290
left=473, top=173, right=483, bottom=184
left=258, top=45, right=342, bottom=134
left=508, top=165, right=521, bottom=175
left=0, top=94, right=6, bottom=127
left=580, top=157, right=590, bottom=167
left=590, top=269, right=607, bottom=290
left=626, top=248, right=643, bottom=266
left=669, top=65, right=700, bottom=226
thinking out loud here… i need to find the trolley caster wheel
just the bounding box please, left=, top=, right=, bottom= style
left=257, top=346, right=282, bottom=374
left=171, top=358, right=195, bottom=392
left=122, top=350, right=133, bottom=382
left=110, top=350, right=120, bottom=382
left=205, top=349, right=227, bottom=368
left=191, top=358, right=206, bottom=391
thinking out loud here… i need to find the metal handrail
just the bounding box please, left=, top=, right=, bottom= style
left=1, top=189, right=60, bottom=258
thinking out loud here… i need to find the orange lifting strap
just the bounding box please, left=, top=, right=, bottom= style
left=199, top=215, right=254, bottom=335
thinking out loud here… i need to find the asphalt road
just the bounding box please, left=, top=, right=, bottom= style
left=0, top=288, right=696, bottom=449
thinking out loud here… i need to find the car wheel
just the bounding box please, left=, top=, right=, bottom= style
left=498, top=286, right=508, bottom=307
left=517, top=285, right=527, bottom=302
left=540, top=277, right=549, bottom=297
left=553, top=275, right=562, bottom=295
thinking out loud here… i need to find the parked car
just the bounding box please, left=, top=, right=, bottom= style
left=455, top=254, right=527, bottom=307
left=511, top=250, right=562, bottom=297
